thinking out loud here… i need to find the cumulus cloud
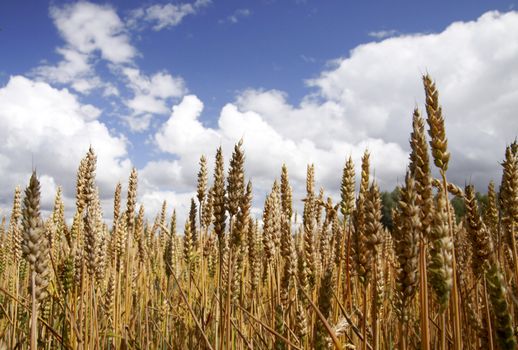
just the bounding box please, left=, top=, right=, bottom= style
left=50, top=2, right=136, bottom=63
left=145, top=10, right=518, bottom=223
left=33, top=2, right=136, bottom=94
left=33, top=48, right=100, bottom=93
left=0, top=76, right=131, bottom=217
left=124, top=114, right=153, bottom=132
left=139, top=190, right=195, bottom=228
left=140, top=160, right=185, bottom=190
left=151, top=94, right=408, bottom=220
left=122, top=68, right=187, bottom=126
left=308, top=10, right=518, bottom=186
left=155, top=95, right=219, bottom=155
left=128, top=0, right=211, bottom=31
left=33, top=1, right=190, bottom=132
left=4, top=9, right=518, bottom=228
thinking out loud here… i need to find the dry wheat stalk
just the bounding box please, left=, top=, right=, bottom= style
left=0, top=75, right=516, bottom=350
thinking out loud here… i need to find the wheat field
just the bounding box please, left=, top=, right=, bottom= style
left=0, top=75, right=516, bottom=349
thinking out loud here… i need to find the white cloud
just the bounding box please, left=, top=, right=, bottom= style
left=103, top=83, right=120, bottom=97
left=155, top=95, right=219, bottom=155
left=129, top=0, right=211, bottom=31
left=140, top=190, right=195, bottom=227
left=122, top=68, right=187, bottom=130
left=5, top=9, right=518, bottom=228
left=0, top=76, right=131, bottom=217
left=124, top=114, right=153, bottom=132
left=33, top=2, right=190, bottom=132
left=151, top=94, right=408, bottom=220
left=146, top=10, right=518, bottom=224
left=50, top=2, right=136, bottom=64
left=219, top=9, right=251, bottom=24
left=141, top=160, right=184, bottom=190
left=123, top=68, right=186, bottom=101
left=33, top=2, right=137, bottom=94
left=307, top=10, right=518, bottom=186
left=368, top=29, right=399, bottom=39
left=33, top=48, right=99, bottom=93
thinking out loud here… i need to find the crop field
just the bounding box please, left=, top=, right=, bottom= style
left=0, top=75, right=516, bottom=349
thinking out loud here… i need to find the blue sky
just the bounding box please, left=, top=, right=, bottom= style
left=0, top=0, right=517, bottom=221
left=2, top=1, right=515, bottom=108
